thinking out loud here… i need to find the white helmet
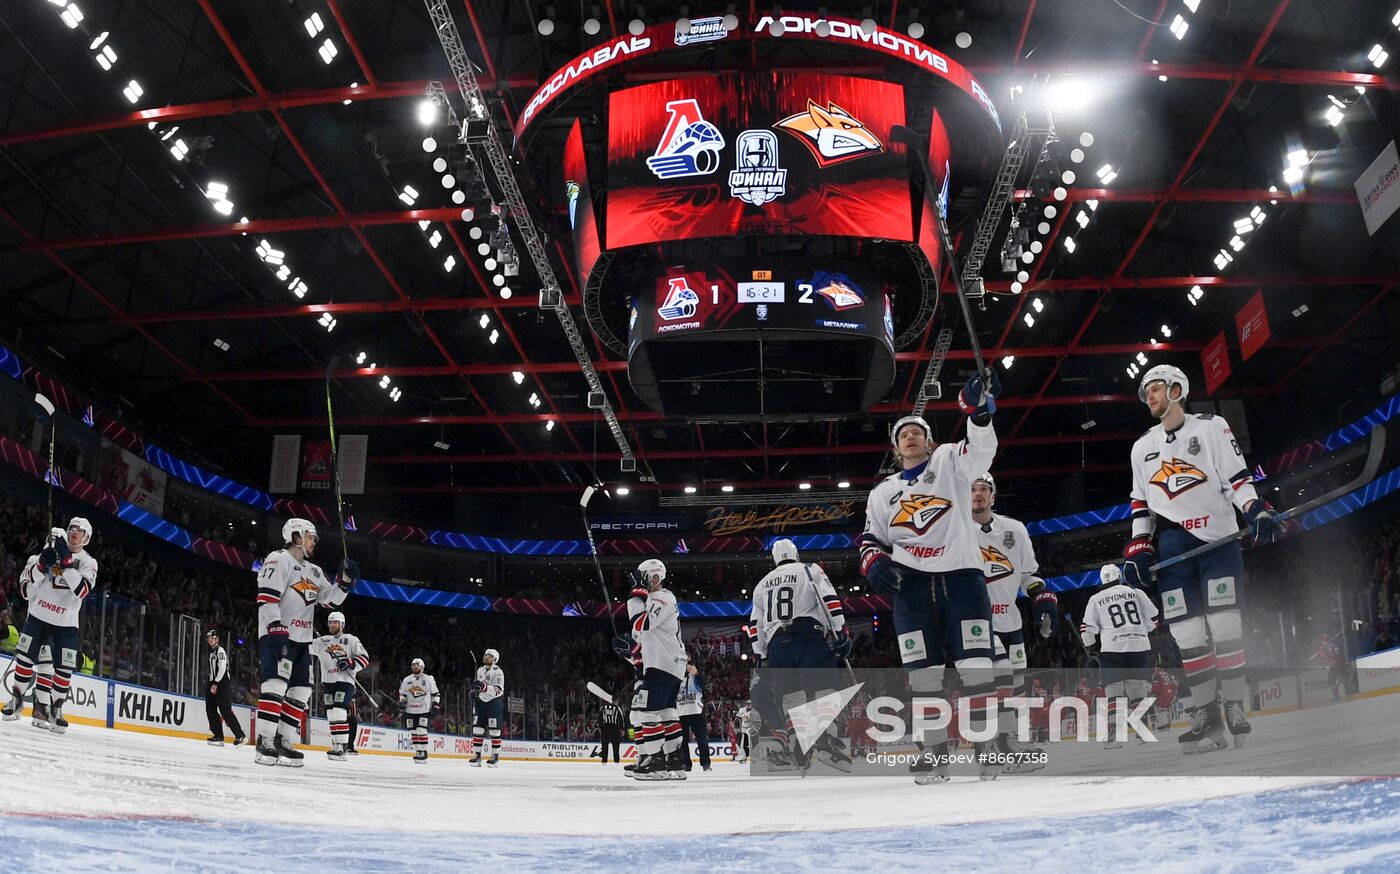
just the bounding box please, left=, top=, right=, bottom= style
left=327, top=611, right=345, bottom=630
left=771, top=538, right=799, bottom=566
left=972, top=472, right=996, bottom=494
left=411, top=657, right=425, bottom=670
left=68, top=517, right=92, bottom=547
left=282, top=517, right=318, bottom=546
left=1138, top=364, right=1190, bottom=406
left=1100, top=564, right=1123, bottom=586
left=890, top=414, right=931, bottom=445
left=638, top=558, right=667, bottom=583
left=484, top=648, right=500, bottom=665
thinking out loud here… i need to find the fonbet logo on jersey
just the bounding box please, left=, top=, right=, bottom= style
left=647, top=99, right=725, bottom=179
left=890, top=494, right=951, bottom=534
left=775, top=100, right=883, bottom=168
left=980, top=545, right=1015, bottom=581
left=1148, top=457, right=1209, bottom=498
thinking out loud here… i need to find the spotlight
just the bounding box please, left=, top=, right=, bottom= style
left=417, top=99, right=438, bottom=126
left=433, top=157, right=448, bottom=173
left=628, top=18, right=644, bottom=35
left=423, top=137, right=438, bottom=153
left=583, top=17, right=601, bottom=35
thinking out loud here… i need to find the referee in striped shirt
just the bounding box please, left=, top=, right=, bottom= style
left=598, top=695, right=624, bottom=764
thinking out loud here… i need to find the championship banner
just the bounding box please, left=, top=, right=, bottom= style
left=98, top=439, right=168, bottom=515
left=1234, top=290, right=1271, bottom=362
left=300, top=439, right=332, bottom=492
left=337, top=434, right=369, bottom=495
left=269, top=434, right=301, bottom=494
left=1200, top=331, right=1231, bottom=396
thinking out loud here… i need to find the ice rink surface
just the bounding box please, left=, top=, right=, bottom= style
left=3, top=702, right=1399, bottom=873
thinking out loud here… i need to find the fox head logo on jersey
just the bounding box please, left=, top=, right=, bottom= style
left=1149, top=457, right=1209, bottom=498
left=980, top=545, right=1015, bottom=582
left=890, top=494, right=952, bottom=534
left=657, top=278, right=699, bottom=321
left=290, top=578, right=319, bottom=605
left=647, top=99, right=725, bottom=179
left=775, top=100, right=883, bottom=168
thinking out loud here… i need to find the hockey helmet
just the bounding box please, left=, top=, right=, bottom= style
left=411, top=657, right=425, bottom=670
left=1138, top=364, right=1190, bottom=406
left=890, top=414, right=932, bottom=446
left=68, top=517, right=92, bottom=547
left=205, top=628, right=219, bottom=639
left=484, top=648, right=500, bottom=665
left=638, top=558, right=667, bottom=583
left=1099, top=564, right=1123, bottom=586
left=327, top=611, right=346, bottom=630
left=282, top=517, right=318, bottom=547
left=770, top=538, right=799, bottom=566
left=971, top=472, right=996, bottom=494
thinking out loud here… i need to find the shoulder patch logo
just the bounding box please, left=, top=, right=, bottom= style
left=890, top=494, right=952, bottom=534
left=775, top=100, right=883, bottom=168
left=980, top=545, right=1015, bottom=582
left=1149, top=457, right=1209, bottom=498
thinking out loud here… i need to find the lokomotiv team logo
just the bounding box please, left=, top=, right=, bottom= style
left=728, top=130, right=788, bottom=206
left=980, top=545, right=1015, bottom=581
left=890, top=494, right=952, bottom=534
left=657, top=278, right=699, bottom=321
left=1149, top=457, right=1209, bottom=498
left=775, top=100, right=883, bottom=168
left=647, top=99, right=725, bottom=179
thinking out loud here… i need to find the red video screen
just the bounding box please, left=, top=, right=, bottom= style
left=916, top=109, right=952, bottom=276
left=563, top=119, right=603, bottom=286
left=606, top=73, right=912, bottom=248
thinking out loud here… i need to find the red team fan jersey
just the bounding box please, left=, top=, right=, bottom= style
left=1129, top=414, right=1261, bottom=543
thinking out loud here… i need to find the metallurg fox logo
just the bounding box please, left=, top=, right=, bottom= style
left=891, top=494, right=951, bottom=534
left=1149, top=457, right=1209, bottom=498
left=775, top=100, right=884, bottom=168
left=290, top=578, right=320, bottom=605
left=980, top=545, right=1015, bottom=581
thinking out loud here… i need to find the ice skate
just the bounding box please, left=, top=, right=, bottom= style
left=486, top=753, right=499, bottom=767
left=997, top=733, right=1047, bottom=773
left=1, top=694, right=21, bottom=721
left=207, top=735, right=225, bottom=747
left=413, top=750, right=428, bottom=764
left=665, top=749, right=686, bottom=780
left=1179, top=704, right=1229, bottom=755
left=327, top=743, right=347, bottom=761
left=49, top=705, right=68, bottom=734
left=254, top=735, right=280, bottom=766
left=274, top=734, right=304, bottom=767
left=470, top=751, right=483, bottom=767
left=813, top=733, right=853, bottom=773
left=1223, top=699, right=1251, bottom=748
left=233, top=735, right=246, bottom=747
left=975, top=740, right=999, bottom=781
left=633, top=752, right=669, bottom=780
left=30, top=702, right=50, bottom=731
left=911, top=742, right=950, bottom=786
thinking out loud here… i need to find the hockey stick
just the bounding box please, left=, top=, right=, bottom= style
left=33, top=393, right=57, bottom=541
left=586, top=681, right=614, bottom=704
left=580, top=485, right=620, bottom=638
left=804, top=566, right=860, bottom=687
left=323, top=357, right=350, bottom=565
left=1150, top=424, right=1387, bottom=573
left=890, top=125, right=990, bottom=387
left=354, top=675, right=394, bottom=712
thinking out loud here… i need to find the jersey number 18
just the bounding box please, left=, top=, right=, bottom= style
left=766, top=586, right=795, bottom=622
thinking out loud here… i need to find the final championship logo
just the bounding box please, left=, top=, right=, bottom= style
left=1149, top=457, right=1209, bottom=498
left=674, top=15, right=729, bottom=46
left=890, top=494, right=952, bottom=534
left=729, top=130, right=788, bottom=206
left=647, top=99, right=726, bottom=179
left=775, top=100, right=883, bottom=168
left=980, top=545, right=1015, bottom=582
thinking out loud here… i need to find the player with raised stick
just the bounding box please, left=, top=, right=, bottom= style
left=1123, top=365, right=1283, bottom=753
left=2, top=519, right=97, bottom=734
left=1081, top=564, right=1159, bottom=748
left=969, top=473, right=1054, bottom=773
left=399, top=658, right=441, bottom=764
left=748, top=538, right=853, bottom=772
left=469, top=648, right=505, bottom=767
left=253, top=518, right=357, bottom=767
left=858, top=373, right=1000, bottom=784
left=614, top=559, right=687, bottom=780
left=311, top=610, right=369, bottom=761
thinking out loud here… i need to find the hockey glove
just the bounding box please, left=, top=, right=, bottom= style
left=337, top=557, right=360, bottom=588
left=831, top=629, right=854, bottom=661
left=1244, top=500, right=1285, bottom=545
left=335, top=657, right=354, bottom=673
left=265, top=620, right=290, bottom=637
left=958, top=371, right=1001, bottom=426
left=37, top=547, right=59, bottom=575
left=1032, top=590, right=1059, bottom=638
left=471, top=680, right=487, bottom=699
left=1121, top=538, right=1155, bottom=588
left=52, top=536, right=73, bottom=566
left=861, top=553, right=903, bottom=596
left=611, top=635, right=634, bottom=660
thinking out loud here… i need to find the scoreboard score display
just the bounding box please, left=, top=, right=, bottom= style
left=626, top=257, right=895, bottom=420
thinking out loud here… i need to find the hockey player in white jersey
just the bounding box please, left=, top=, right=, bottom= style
left=311, top=611, right=369, bottom=761
left=1081, top=564, right=1159, bottom=747
left=858, top=374, right=1000, bottom=783
left=734, top=701, right=753, bottom=763
left=399, top=658, right=440, bottom=763
left=469, top=648, right=505, bottom=767
left=749, top=538, right=852, bottom=771
left=617, top=559, right=687, bottom=780
left=1123, top=365, right=1281, bottom=753
left=3, top=520, right=97, bottom=734
left=970, top=474, right=1053, bottom=772
left=253, top=518, right=357, bottom=767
